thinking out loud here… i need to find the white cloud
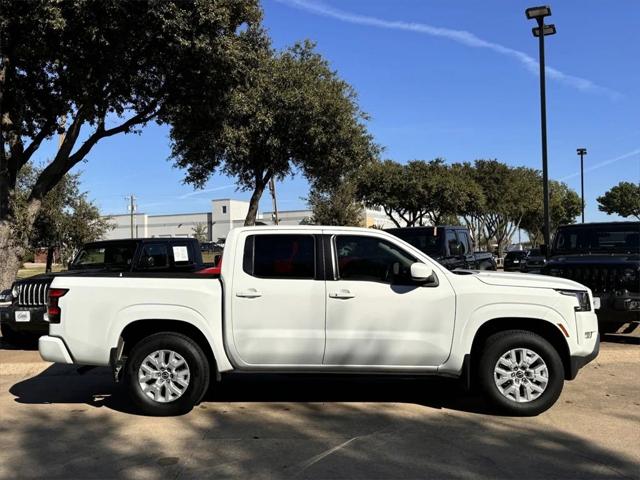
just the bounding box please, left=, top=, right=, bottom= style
left=276, top=0, right=621, bottom=100
left=177, top=184, right=234, bottom=200
left=560, top=148, right=640, bottom=181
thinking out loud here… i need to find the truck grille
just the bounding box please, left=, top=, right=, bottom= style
left=14, top=280, right=51, bottom=307
left=554, top=266, right=628, bottom=293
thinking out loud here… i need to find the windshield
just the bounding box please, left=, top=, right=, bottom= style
left=387, top=228, right=443, bottom=255
left=70, top=244, right=137, bottom=270
left=554, top=224, right=640, bottom=254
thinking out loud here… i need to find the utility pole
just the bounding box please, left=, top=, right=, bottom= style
left=125, top=195, right=137, bottom=238
left=577, top=148, right=587, bottom=223
left=269, top=177, right=279, bottom=225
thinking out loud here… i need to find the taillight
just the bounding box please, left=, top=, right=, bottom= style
left=47, top=288, right=68, bottom=323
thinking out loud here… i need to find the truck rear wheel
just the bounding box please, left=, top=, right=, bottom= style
left=477, top=330, right=564, bottom=416
left=125, top=332, right=210, bottom=416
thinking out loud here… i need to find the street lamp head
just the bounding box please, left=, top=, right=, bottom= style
left=532, top=24, right=557, bottom=37
left=526, top=5, right=552, bottom=20
left=577, top=148, right=587, bottom=155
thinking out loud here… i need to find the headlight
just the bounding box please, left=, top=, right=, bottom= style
left=557, top=289, right=591, bottom=311
left=11, top=285, right=20, bottom=298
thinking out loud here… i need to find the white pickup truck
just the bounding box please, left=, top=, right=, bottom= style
left=39, top=226, right=600, bottom=416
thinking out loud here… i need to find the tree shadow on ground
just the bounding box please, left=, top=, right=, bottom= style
left=0, top=334, right=39, bottom=351
left=11, top=365, right=505, bottom=416
left=5, top=369, right=639, bottom=479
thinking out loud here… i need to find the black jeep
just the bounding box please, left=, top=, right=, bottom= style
left=542, top=222, right=640, bottom=333
left=1, top=238, right=206, bottom=345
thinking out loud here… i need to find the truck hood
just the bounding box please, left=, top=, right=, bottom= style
left=470, top=271, right=587, bottom=291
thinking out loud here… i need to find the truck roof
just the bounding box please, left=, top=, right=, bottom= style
left=557, top=221, right=640, bottom=228
left=84, top=238, right=200, bottom=246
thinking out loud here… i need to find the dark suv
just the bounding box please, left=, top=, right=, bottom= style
left=542, top=222, right=640, bottom=333
left=387, top=226, right=496, bottom=271
left=1, top=238, right=206, bottom=344
left=504, top=250, right=528, bottom=271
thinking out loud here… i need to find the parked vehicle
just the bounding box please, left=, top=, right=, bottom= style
left=543, top=221, right=640, bottom=333
left=520, top=249, right=547, bottom=273
left=386, top=226, right=497, bottom=270
left=1, top=238, right=207, bottom=345
left=39, top=226, right=599, bottom=416
left=503, top=251, right=528, bottom=272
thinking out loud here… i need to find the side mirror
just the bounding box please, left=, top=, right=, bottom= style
left=410, top=262, right=433, bottom=282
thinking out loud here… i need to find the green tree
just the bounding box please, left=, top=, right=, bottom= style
left=191, top=223, right=208, bottom=243
left=520, top=180, right=581, bottom=246
left=308, top=179, right=363, bottom=226
left=14, top=165, right=112, bottom=264
left=459, top=160, right=538, bottom=255
left=356, top=160, right=413, bottom=227
left=0, top=0, right=261, bottom=288
left=356, top=159, right=483, bottom=228
left=597, top=182, right=640, bottom=220
left=170, top=40, right=378, bottom=226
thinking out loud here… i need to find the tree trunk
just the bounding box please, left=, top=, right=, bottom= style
left=0, top=221, right=23, bottom=291
left=244, top=181, right=267, bottom=226
left=0, top=198, right=42, bottom=290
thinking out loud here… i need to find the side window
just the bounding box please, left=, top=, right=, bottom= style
left=457, top=231, right=471, bottom=254
left=243, top=234, right=315, bottom=279
left=335, top=235, right=417, bottom=284
left=446, top=231, right=459, bottom=255
left=137, top=244, right=169, bottom=270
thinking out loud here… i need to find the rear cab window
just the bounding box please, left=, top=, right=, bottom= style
left=243, top=234, right=316, bottom=279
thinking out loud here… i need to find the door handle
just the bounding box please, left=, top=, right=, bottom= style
left=236, top=288, right=262, bottom=298
left=329, top=290, right=355, bottom=299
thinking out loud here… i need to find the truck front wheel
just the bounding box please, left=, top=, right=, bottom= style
left=477, top=330, right=564, bottom=416
left=125, top=332, right=210, bottom=416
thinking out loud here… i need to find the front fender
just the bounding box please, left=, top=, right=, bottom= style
left=439, top=302, right=571, bottom=376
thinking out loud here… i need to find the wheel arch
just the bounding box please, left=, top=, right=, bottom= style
left=469, top=317, right=572, bottom=380
left=118, top=319, right=219, bottom=375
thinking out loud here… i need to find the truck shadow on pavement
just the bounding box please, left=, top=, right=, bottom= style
left=10, top=364, right=499, bottom=416
left=5, top=367, right=639, bottom=479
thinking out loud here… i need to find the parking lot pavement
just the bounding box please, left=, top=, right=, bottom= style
left=0, top=333, right=638, bottom=480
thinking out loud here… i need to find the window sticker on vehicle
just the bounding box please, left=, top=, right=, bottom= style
left=173, top=246, right=189, bottom=262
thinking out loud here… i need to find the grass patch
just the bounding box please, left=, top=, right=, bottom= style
left=16, top=265, right=64, bottom=280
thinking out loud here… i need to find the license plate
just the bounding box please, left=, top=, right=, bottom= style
left=593, top=297, right=601, bottom=310
left=15, top=310, right=31, bottom=322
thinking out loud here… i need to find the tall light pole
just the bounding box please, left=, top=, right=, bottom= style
left=526, top=5, right=556, bottom=258
left=577, top=148, right=587, bottom=223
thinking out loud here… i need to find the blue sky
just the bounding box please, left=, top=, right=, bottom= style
left=39, top=0, right=640, bottom=221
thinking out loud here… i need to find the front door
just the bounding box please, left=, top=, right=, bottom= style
left=324, top=234, right=456, bottom=367
left=230, top=233, right=326, bottom=366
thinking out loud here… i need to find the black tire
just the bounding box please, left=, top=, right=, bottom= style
left=598, top=321, right=626, bottom=334
left=477, top=330, right=564, bottom=416
left=0, top=323, right=37, bottom=346
left=1, top=323, right=21, bottom=345
left=125, top=332, right=210, bottom=416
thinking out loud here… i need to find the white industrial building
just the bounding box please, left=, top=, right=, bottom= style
left=103, top=198, right=396, bottom=241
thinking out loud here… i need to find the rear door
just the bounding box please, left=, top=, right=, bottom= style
left=230, top=232, right=326, bottom=366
